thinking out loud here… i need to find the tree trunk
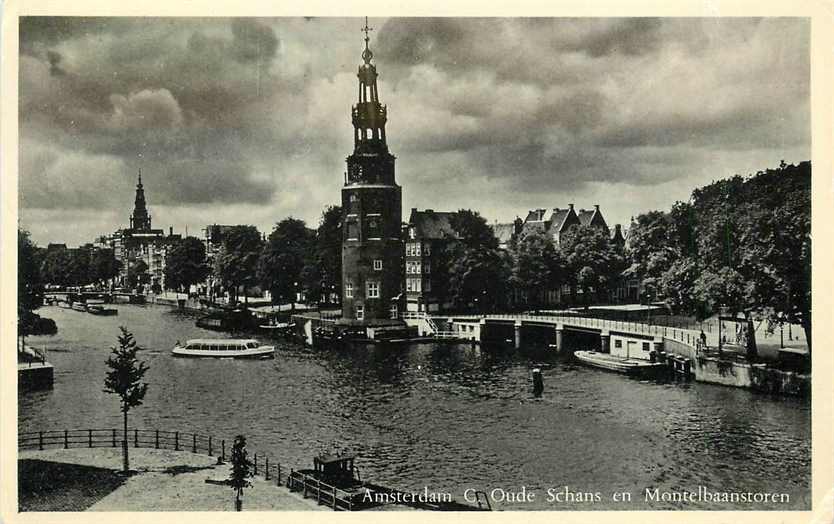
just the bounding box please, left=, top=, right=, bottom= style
left=122, top=408, right=129, bottom=473
left=235, top=491, right=242, bottom=511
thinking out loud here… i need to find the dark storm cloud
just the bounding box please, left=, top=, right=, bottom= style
left=18, top=17, right=810, bottom=245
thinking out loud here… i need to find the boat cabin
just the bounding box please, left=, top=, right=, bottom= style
left=183, top=339, right=261, bottom=351
left=313, top=454, right=357, bottom=486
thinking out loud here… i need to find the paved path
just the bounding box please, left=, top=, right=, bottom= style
left=19, top=448, right=325, bottom=511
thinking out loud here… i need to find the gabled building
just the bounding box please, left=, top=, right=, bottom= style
left=109, top=171, right=180, bottom=290
left=405, top=209, right=459, bottom=313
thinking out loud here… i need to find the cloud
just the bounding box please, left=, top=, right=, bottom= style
left=109, top=89, right=184, bottom=129
left=17, top=17, right=810, bottom=246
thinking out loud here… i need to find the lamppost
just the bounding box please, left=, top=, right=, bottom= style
left=718, top=304, right=728, bottom=354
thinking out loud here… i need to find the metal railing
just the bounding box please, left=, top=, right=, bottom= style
left=444, top=313, right=702, bottom=350
left=286, top=470, right=356, bottom=511
left=18, top=428, right=284, bottom=485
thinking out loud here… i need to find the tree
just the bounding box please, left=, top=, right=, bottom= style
left=300, top=206, right=342, bottom=305
left=127, top=260, right=149, bottom=290
left=228, top=435, right=253, bottom=511
left=90, top=248, right=122, bottom=287
left=40, top=248, right=73, bottom=287
left=257, top=218, right=313, bottom=308
left=508, top=230, right=561, bottom=309
left=560, top=224, right=626, bottom=304
left=164, top=237, right=209, bottom=292
left=213, top=226, right=262, bottom=305
left=19, top=230, right=44, bottom=319
left=103, top=327, right=149, bottom=473
left=441, top=210, right=508, bottom=312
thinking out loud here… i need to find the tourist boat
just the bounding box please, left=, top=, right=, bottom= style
left=172, top=338, right=275, bottom=359
left=87, top=304, right=118, bottom=316
left=574, top=350, right=666, bottom=377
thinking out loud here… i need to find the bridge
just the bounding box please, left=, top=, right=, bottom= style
left=405, top=312, right=702, bottom=362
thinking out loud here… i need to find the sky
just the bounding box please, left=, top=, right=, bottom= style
left=18, top=17, right=810, bottom=246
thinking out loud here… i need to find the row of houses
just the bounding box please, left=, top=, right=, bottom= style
left=404, top=204, right=639, bottom=313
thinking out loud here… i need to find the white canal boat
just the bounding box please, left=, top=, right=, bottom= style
left=172, top=339, right=275, bottom=359
left=574, top=350, right=666, bottom=376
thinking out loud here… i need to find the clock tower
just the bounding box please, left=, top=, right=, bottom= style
left=341, top=19, right=403, bottom=324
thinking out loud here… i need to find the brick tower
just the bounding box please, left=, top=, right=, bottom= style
left=340, top=18, right=403, bottom=325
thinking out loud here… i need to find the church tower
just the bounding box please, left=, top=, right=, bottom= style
left=341, top=18, right=403, bottom=324
left=130, top=170, right=152, bottom=231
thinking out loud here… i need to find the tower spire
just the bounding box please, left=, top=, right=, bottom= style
left=361, top=16, right=374, bottom=64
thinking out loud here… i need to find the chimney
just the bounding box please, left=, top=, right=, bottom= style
left=615, top=224, right=622, bottom=234
left=169, top=226, right=173, bottom=236
left=411, top=207, right=418, bottom=215
left=568, top=203, right=574, bottom=211
left=594, top=204, right=600, bottom=211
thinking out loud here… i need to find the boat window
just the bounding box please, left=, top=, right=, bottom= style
left=247, top=342, right=259, bottom=349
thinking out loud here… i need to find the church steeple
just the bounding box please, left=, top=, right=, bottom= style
left=130, top=169, right=152, bottom=230
left=352, top=16, right=388, bottom=153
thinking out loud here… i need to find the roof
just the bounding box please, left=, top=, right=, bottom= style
left=491, top=223, right=516, bottom=244
left=547, top=208, right=572, bottom=233
left=524, top=209, right=547, bottom=222
left=185, top=339, right=260, bottom=344
left=577, top=209, right=596, bottom=226
left=408, top=209, right=459, bottom=239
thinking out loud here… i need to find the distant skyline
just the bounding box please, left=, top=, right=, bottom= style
left=19, top=17, right=810, bottom=246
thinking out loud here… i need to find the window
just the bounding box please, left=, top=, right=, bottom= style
left=415, top=261, right=422, bottom=273
left=424, top=279, right=431, bottom=292
left=389, top=304, right=398, bottom=319
left=409, top=227, right=416, bottom=239
left=424, top=242, right=431, bottom=256
left=424, top=261, right=430, bottom=274
left=407, top=278, right=421, bottom=293
left=367, top=281, right=380, bottom=298
left=615, top=340, right=622, bottom=349
left=415, top=243, right=422, bottom=256
left=345, top=282, right=354, bottom=298
left=374, top=259, right=383, bottom=270
left=356, top=305, right=364, bottom=321
left=642, top=342, right=650, bottom=352
left=347, top=220, right=359, bottom=240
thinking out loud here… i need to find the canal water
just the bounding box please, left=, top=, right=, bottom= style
left=20, top=305, right=811, bottom=510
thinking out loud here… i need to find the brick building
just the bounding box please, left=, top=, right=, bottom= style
left=404, top=209, right=460, bottom=313
left=340, top=25, right=403, bottom=324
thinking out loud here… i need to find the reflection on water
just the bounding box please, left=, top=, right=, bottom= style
left=20, top=305, right=811, bottom=510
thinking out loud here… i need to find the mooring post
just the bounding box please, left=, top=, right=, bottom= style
left=265, top=457, right=270, bottom=480
left=208, top=436, right=213, bottom=456
left=221, top=440, right=225, bottom=461
left=254, top=454, right=258, bottom=475
left=64, top=430, right=68, bottom=449
left=192, top=434, right=197, bottom=453
left=39, top=431, right=43, bottom=451
left=514, top=321, right=523, bottom=349
left=175, top=431, right=179, bottom=451
left=112, top=429, right=116, bottom=447
left=88, top=429, right=92, bottom=448
left=155, top=430, right=159, bottom=449
left=134, top=429, right=138, bottom=448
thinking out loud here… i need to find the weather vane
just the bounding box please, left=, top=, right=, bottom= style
left=361, top=17, right=374, bottom=64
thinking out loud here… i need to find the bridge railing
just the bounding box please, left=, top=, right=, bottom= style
left=18, top=428, right=286, bottom=486
left=443, top=314, right=701, bottom=350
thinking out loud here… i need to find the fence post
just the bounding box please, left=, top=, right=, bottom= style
left=332, top=485, right=337, bottom=510
left=89, top=429, right=92, bottom=448
left=208, top=436, right=213, bottom=456
left=221, top=440, right=225, bottom=461
left=265, top=457, right=270, bottom=480
left=38, top=431, right=43, bottom=451
left=316, top=479, right=321, bottom=504
left=175, top=431, right=179, bottom=451
left=134, top=429, right=138, bottom=448
left=112, top=429, right=116, bottom=447
left=64, top=430, right=68, bottom=449
left=192, top=434, right=197, bottom=453
left=155, top=430, right=159, bottom=449
left=254, top=454, right=258, bottom=475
